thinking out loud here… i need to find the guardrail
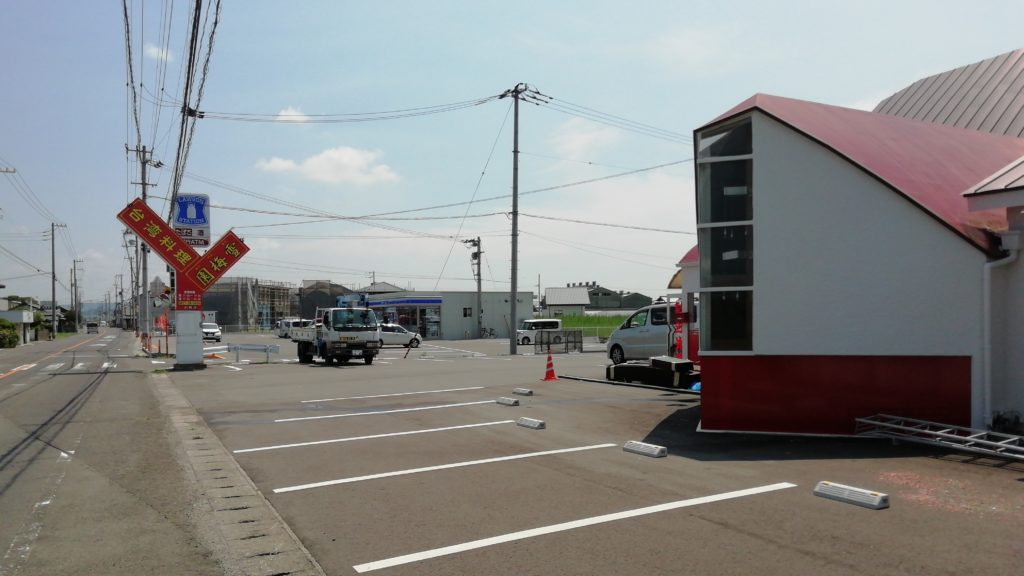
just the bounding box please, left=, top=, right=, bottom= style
left=203, top=343, right=281, bottom=363
left=531, top=330, right=584, bottom=354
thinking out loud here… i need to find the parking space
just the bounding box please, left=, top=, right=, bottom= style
left=168, top=336, right=1024, bottom=576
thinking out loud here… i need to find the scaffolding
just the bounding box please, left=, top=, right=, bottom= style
left=203, top=277, right=297, bottom=331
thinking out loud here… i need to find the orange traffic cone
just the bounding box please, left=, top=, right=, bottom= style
left=542, top=351, right=557, bottom=381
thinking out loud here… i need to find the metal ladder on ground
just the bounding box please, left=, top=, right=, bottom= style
left=855, top=414, right=1024, bottom=462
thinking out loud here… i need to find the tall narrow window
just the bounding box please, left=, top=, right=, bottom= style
left=696, top=117, right=753, bottom=352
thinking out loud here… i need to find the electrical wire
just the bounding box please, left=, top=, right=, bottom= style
left=521, top=230, right=674, bottom=270
left=194, top=95, right=503, bottom=123
left=520, top=213, right=694, bottom=234
left=522, top=89, right=692, bottom=145
left=433, top=100, right=513, bottom=290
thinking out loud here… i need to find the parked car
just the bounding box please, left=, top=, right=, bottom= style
left=86, top=321, right=99, bottom=334
left=606, top=303, right=677, bottom=364
left=201, top=322, right=222, bottom=342
left=515, top=318, right=562, bottom=345
left=276, top=318, right=312, bottom=339
left=379, top=323, right=421, bottom=348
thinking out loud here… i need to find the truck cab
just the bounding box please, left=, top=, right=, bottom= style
left=293, top=306, right=381, bottom=365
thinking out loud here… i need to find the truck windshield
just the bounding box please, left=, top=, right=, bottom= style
left=331, top=309, right=378, bottom=330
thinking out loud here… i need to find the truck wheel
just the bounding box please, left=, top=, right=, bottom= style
left=297, top=342, right=309, bottom=363
left=521, top=337, right=530, bottom=346
left=554, top=336, right=562, bottom=344
left=408, top=339, right=419, bottom=348
left=325, top=355, right=335, bottom=366
left=339, top=357, right=350, bottom=365
left=364, top=355, right=374, bottom=365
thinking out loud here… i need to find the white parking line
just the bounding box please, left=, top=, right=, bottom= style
left=352, top=482, right=798, bottom=573
left=235, top=420, right=515, bottom=454
left=275, top=400, right=495, bottom=423
left=302, top=386, right=485, bottom=404
left=422, top=344, right=486, bottom=357
left=274, top=443, right=616, bottom=494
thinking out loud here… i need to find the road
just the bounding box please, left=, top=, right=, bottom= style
left=2, top=331, right=1022, bottom=575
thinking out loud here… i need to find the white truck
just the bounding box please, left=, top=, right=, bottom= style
left=291, top=306, right=381, bottom=365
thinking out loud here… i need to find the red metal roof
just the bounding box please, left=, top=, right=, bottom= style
left=700, top=94, right=1024, bottom=253
left=966, top=156, right=1024, bottom=196
left=676, top=244, right=699, bottom=267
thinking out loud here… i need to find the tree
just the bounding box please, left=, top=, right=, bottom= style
left=0, top=318, right=19, bottom=348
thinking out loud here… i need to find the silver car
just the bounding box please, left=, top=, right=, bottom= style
left=606, top=303, right=675, bottom=364
left=201, top=322, right=222, bottom=342
left=379, top=323, right=421, bottom=348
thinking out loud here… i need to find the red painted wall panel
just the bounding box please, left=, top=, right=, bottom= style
left=700, top=355, right=971, bottom=435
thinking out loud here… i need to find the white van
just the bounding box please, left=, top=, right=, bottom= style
left=516, top=318, right=563, bottom=345
left=606, top=303, right=678, bottom=364
left=276, top=318, right=311, bottom=338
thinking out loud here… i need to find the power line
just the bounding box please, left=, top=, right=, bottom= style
left=434, top=99, right=513, bottom=291
left=520, top=213, right=694, bottom=234
left=190, top=95, right=503, bottom=123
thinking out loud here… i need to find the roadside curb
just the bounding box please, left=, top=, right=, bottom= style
left=151, top=372, right=326, bottom=576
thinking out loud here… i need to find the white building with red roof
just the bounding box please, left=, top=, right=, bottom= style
left=692, top=90, right=1024, bottom=435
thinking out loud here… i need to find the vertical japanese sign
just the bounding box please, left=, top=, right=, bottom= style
left=117, top=198, right=249, bottom=312
left=186, top=230, right=250, bottom=291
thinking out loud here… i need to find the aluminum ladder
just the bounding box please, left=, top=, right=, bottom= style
left=855, top=414, right=1024, bottom=462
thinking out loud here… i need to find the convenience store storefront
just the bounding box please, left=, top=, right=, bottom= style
left=366, top=290, right=534, bottom=340
left=366, top=295, right=442, bottom=339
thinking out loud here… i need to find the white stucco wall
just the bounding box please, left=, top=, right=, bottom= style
left=750, top=112, right=989, bottom=423
left=994, top=257, right=1024, bottom=421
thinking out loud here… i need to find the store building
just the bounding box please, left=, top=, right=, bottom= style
left=693, top=91, right=1024, bottom=435
left=367, top=290, right=533, bottom=340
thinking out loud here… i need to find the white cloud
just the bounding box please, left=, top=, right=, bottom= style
left=840, top=90, right=893, bottom=112
left=276, top=106, right=310, bottom=123
left=552, top=118, right=621, bottom=161
left=648, top=25, right=740, bottom=74
left=143, top=42, right=172, bottom=62
left=255, top=147, right=399, bottom=185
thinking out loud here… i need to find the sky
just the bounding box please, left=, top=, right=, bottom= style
left=3, top=0, right=1024, bottom=308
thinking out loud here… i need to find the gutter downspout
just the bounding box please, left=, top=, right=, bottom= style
left=982, top=231, right=1019, bottom=428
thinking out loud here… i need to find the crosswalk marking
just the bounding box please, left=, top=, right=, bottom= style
left=42, top=363, right=65, bottom=372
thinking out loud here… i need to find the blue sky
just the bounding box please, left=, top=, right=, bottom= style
left=2, top=0, right=1024, bottom=306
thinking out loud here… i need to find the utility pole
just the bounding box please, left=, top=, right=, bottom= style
left=50, top=223, right=67, bottom=339
left=129, top=145, right=156, bottom=343
left=500, top=83, right=528, bottom=354
left=463, top=237, right=482, bottom=338
left=74, top=259, right=83, bottom=332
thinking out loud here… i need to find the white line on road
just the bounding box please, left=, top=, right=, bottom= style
left=275, top=400, right=495, bottom=423
left=235, top=420, right=515, bottom=454
left=72, top=363, right=86, bottom=370
left=1, top=434, right=82, bottom=574
left=352, top=482, right=798, bottom=573
left=302, top=386, right=485, bottom=404
left=274, top=443, right=616, bottom=494
left=42, top=363, right=65, bottom=372
left=422, top=344, right=486, bottom=357
left=100, top=362, right=116, bottom=370
left=223, top=365, right=243, bottom=371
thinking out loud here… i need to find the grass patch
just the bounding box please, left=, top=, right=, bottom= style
left=559, top=315, right=626, bottom=339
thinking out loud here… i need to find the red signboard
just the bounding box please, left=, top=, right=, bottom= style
left=185, top=230, right=251, bottom=292
left=117, top=198, right=249, bottom=311
left=117, top=199, right=201, bottom=274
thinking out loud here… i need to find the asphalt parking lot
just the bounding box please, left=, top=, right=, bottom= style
left=167, top=333, right=1024, bottom=575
